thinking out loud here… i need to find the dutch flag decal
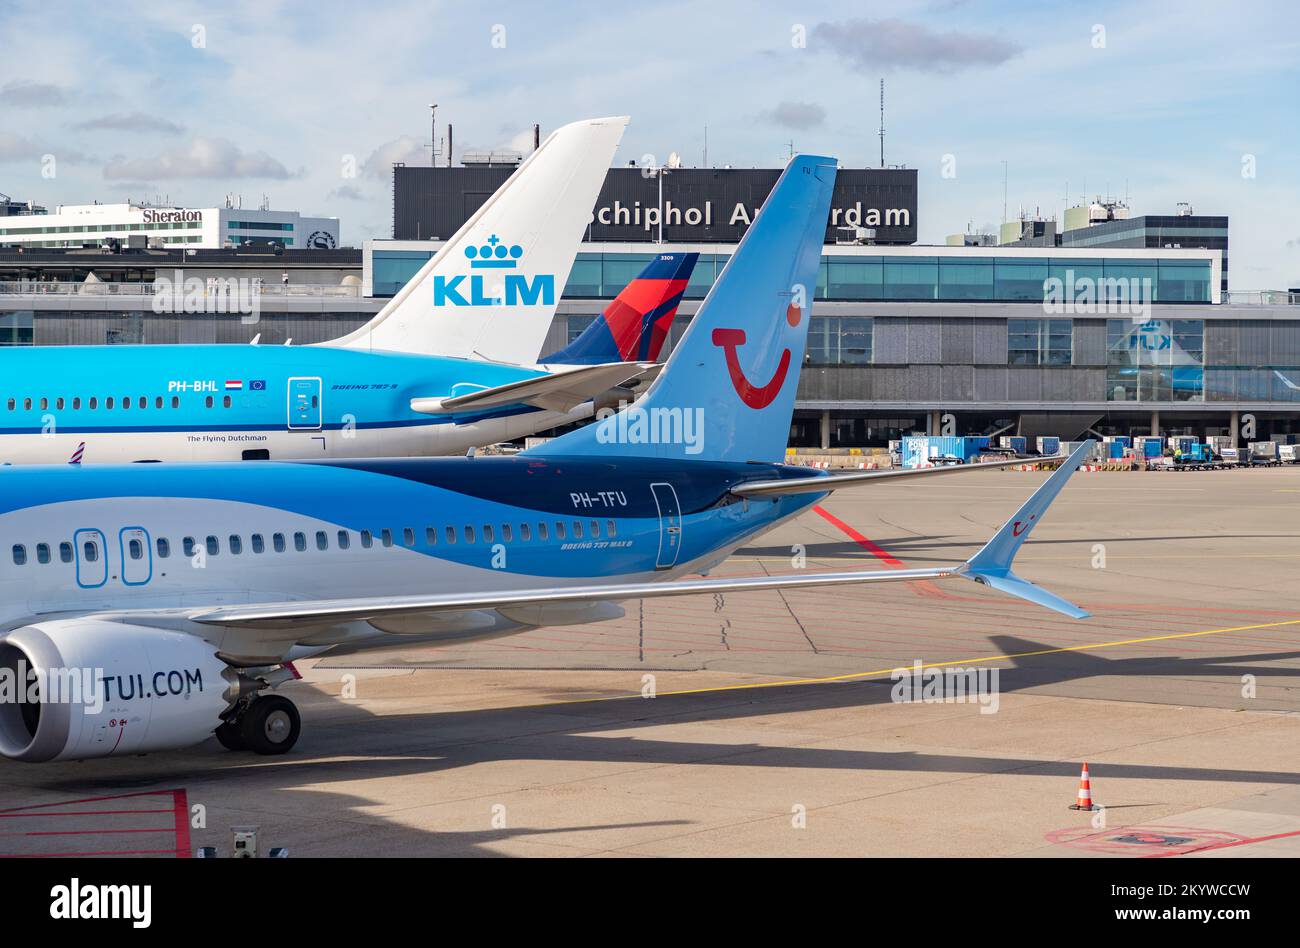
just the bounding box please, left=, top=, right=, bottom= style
left=225, top=380, right=243, bottom=391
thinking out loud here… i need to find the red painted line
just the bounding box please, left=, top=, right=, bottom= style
left=1147, top=827, right=1300, bottom=858
left=2, top=849, right=182, bottom=858
left=812, top=505, right=903, bottom=567
left=172, top=788, right=191, bottom=858
left=0, top=789, right=179, bottom=812
left=0, top=809, right=174, bottom=818
left=2, top=827, right=177, bottom=838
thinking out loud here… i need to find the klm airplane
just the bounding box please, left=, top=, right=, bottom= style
left=0, top=154, right=1090, bottom=764
left=0, top=117, right=699, bottom=465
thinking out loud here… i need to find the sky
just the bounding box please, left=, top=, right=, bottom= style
left=1, top=0, right=1297, bottom=290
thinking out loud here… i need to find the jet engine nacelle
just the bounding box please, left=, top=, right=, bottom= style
left=0, top=619, right=236, bottom=762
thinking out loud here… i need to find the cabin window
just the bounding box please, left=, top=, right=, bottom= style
left=59, top=541, right=73, bottom=563
left=273, top=533, right=286, bottom=553
left=293, top=532, right=307, bottom=552
left=590, top=520, right=601, bottom=538
left=380, top=528, right=393, bottom=548
left=156, top=538, right=170, bottom=558
left=11, top=545, right=26, bottom=566
left=128, top=538, right=144, bottom=560
left=555, top=522, right=566, bottom=539
left=36, top=543, right=51, bottom=564
left=5, top=399, right=12, bottom=411
left=316, top=531, right=328, bottom=551
left=537, top=522, right=548, bottom=540
left=520, top=524, right=531, bottom=541
left=572, top=521, right=583, bottom=538
left=251, top=533, right=265, bottom=554
left=482, top=525, right=494, bottom=543
left=138, top=397, right=146, bottom=409
left=360, top=529, right=373, bottom=549
left=72, top=398, right=81, bottom=410
left=501, top=524, right=513, bottom=542
left=205, top=536, right=220, bottom=556
left=183, top=536, right=197, bottom=557
left=106, top=397, right=114, bottom=410
left=23, top=398, right=31, bottom=410
left=463, top=525, right=475, bottom=544
left=223, top=395, right=232, bottom=408
left=205, top=395, right=214, bottom=408
left=171, top=396, right=179, bottom=408
left=82, top=540, right=98, bottom=563
left=337, top=530, right=350, bottom=550
left=444, top=526, right=456, bottom=544
left=122, top=396, right=130, bottom=410
left=89, top=397, right=97, bottom=409
left=229, top=535, right=243, bottom=555
left=56, top=398, right=65, bottom=410
left=607, top=521, right=617, bottom=538
left=403, top=527, right=415, bottom=547
left=155, top=396, right=163, bottom=409
left=425, top=527, right=437, bottom=547
left=39, top=398, right=47, bottom=411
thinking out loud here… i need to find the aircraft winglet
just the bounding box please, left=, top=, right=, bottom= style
left=955, top=439, right=1094, bottom=619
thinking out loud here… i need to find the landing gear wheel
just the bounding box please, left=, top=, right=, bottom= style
left=239, top=695, right=301, bottom=755
left=215, top=719, right=246, bottom=751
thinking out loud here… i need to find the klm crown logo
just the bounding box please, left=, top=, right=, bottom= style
left=433, top=234, right=555, bottom=307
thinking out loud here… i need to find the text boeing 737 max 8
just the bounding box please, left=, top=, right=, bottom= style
left=0, top=155, right=1091, bottom=763
left=0, top=117, right=698, bottom=465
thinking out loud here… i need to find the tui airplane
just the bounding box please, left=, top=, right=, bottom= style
left=0, top=154, right=1090, bottom=763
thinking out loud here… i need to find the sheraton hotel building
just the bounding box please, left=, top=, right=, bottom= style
left=3, top=163, right=1297, bottom=446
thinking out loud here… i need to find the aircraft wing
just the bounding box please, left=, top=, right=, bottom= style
left=410, top=361, right=652, bottom=415
left=729, top=452, right=1070, bottom=497
left=186, top=440, right=1093, bottom=635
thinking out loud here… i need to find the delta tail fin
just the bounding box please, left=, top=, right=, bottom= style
left=327, top=116, right=628, bottom=365
left=531, top=154, right=836, bottom=462
left=539, top=252, right=698, bottom=365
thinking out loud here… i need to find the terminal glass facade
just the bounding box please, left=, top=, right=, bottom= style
left=368, top=249, right=1215, bottom=304
left=1105, top=318, right=1205, bottom=402
left=564, top=252, right=1213, bottom=304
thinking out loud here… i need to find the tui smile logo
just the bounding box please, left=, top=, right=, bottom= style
left=711, top=302, right=801, bottom=410
left=433, top=235, right=555, bottom=307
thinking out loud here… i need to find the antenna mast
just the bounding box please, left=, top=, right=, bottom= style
left=878, top=78, right=885, bottom=168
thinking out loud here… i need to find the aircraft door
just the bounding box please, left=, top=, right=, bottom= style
left=119, top=527, right=153, bottom=586
left=73, top=528, right=108, bottom=589
left=650, top=482, right=682, bottom=570
left=288, top=377, right=323, bottom=430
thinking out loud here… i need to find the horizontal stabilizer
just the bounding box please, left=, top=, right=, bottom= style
left=731, top=453, right=1067, bottom=497
left=410, top=361, right=650, bottom=415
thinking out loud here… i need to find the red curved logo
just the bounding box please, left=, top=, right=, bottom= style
left=1011, top=513, right=1037, bottom=536
left=711, top=303, right=801, bottom=410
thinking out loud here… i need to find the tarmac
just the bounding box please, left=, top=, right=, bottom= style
left=1, top=465, right=1297, bottom=857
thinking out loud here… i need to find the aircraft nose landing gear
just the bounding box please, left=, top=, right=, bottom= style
left=216, top=694, right=301, bottom=755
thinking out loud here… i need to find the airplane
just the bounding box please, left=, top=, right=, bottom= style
left=0, top=154, right=1093, bottom=764
left=0, top=117, right=697, bottom=466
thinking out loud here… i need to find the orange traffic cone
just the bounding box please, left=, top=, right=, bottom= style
left=1069, top=762, right=1099, bottom=811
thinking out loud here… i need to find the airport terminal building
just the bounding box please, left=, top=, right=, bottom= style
left=2, top=163, right=1297, bottom=446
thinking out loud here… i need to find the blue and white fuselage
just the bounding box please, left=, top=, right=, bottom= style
left=0, top=345, right=600, bottom=464
left=0, top=456, right=820, bottom=649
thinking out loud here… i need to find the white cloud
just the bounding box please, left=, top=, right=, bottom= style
left=103, top=137, right=293, bottom=180
left=0, top=80, right=68, bottom=107
left=74, top=112, right=185, bottom=134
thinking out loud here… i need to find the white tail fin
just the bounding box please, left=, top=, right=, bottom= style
left=327, top=116, right=628, bottom=364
